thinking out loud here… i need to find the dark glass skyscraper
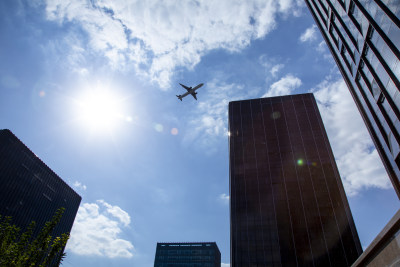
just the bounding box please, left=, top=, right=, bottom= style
left=229, top=94, right=362, bottom=266
left=0, top=129, right=81, bottom=240
left=154, top=242, right=221, bottom=267
left=304, top=0, right=400, bottom=198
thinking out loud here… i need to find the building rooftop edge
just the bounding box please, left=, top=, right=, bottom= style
left=0, top=129, right=82, bottom=200
left=228, top=92, right=314, bottom=104
left=157, top=242, right=218, bottom=244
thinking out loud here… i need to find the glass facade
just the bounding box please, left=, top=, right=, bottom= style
left=0, top=129, right=81, bottom=241
left=154, top=242, right=221, bottom=267
left=229, top=94, right=362, bottom=266
left=304, top=0, right=400, bottom=198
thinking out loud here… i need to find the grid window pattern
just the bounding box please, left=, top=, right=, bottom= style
left=229, top=94, right=362, bottom=266
left=154, top=242, right=221, bottom=267
left=305, top=0, right=400, bottom=198
left=0, top=129, right=81, bottom=242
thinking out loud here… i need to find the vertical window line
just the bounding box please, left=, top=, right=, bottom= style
left=299, top=95, right=332, bottom=266
left=249, top=100, right=266, bottom=263
left=309, top=96, right=352, bottom=265
left=260, top=99, right=282, bottom=265
left=228, top=103, right=238, bottom=266
left=239, top=102, right=251, bottom=265
left=284, top=96, right=316, bottom=267
left=271, top=99, right=299, bottom=266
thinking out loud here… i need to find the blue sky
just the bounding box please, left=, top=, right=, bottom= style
left=0, top=0, right=399, bottom=266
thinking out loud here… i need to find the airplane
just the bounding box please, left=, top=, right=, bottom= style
left=176, top=83, right=204, bottom=101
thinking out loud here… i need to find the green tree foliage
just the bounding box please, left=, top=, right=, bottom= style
left=0, top=208, right=70, bottom=266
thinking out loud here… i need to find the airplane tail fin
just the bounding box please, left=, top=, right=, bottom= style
left=176, top=95, right=182, bottom=101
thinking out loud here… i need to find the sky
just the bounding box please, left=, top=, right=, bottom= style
left=0, top=0, right=399, bottom=266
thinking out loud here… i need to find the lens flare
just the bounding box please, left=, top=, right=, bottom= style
left=297, top=159, right=304, bottom=166
left=271, top=111, right=281, bottom=120
left=154, top=123, right=163, bottom=132
left=171, top=128, right=178, bottom=135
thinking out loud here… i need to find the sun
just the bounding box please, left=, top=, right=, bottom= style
left=73, top=86, right=128, bottom=134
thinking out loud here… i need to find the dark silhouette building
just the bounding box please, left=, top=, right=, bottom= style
left=229, top=94, right=362, bottom=266
left=154, top=242, right=221, bottom=267
left=0, top=129, right=81, bottom=240
left=304, top=0, right=400, bottom=198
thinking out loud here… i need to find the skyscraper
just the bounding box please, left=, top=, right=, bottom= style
left=0, top=129, right=81, bottom=241
left=229, top=94, right=362, bottom=266
left=304, top=0, right=400, bottom=198
left=154, top=242, right=221, bottom=267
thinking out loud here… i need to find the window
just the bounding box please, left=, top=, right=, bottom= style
left=341, top=45, right=354, bottom=74
left=329, top=20, right=340, bottom=47
left=337, top=0, right=345, bottom=9
left=371, top=79, right=381, bottom=99
left=395, top=153, right=400, bottom=170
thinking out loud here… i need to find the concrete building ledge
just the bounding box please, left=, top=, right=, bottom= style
left=352, top=209, right=400, bottom=267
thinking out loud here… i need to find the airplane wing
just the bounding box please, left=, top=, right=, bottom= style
left=192, top=83, right=204, bottom=91
left=191, top=92, right=197, bottom=100
left=179, top=83, right=191, bottom=92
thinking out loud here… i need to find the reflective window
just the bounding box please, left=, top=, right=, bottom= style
left=371, top=79, right=381, bottom=99
left=318, top=0, right=329, bottom=15
left=329, top=21, right=340, bottom=47
left=341, top=45, right=354, bottom=74
left=387, top=24, right=400, bottom=56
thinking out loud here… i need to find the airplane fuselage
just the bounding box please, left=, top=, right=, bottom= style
left=177, top=83, right=204, bottom=101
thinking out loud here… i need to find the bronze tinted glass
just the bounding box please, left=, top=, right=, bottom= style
left=229, top=94, right=362, bottom=266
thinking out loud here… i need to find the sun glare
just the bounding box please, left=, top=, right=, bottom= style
left=74, top=86, right=128, bottom=134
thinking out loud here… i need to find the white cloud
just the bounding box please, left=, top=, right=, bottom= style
left=315, top=41, right=334, bottom=62
left=316, top=41, right=327, bottom=53
left=299, top=24, right=317, bottom=43
left=259, top=55, right=286, bottom=82
left=44, top=0, right=303, bottom=88
left=263, top=74, right=302, bottom=97
left=97, top=199, right=131, bottom=227
left=73, top=181, right=87, bottom=191
left=219, top=193, right=230, bottom=204
left=314, top=77, right=391, bottom=195
left=66, top=200, right=134, bottom=258
left=182, top=80, right=248, bottom=153
left=222, top=263, right=230, bottom=267
left=270, top=63, right=284, bottom=77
